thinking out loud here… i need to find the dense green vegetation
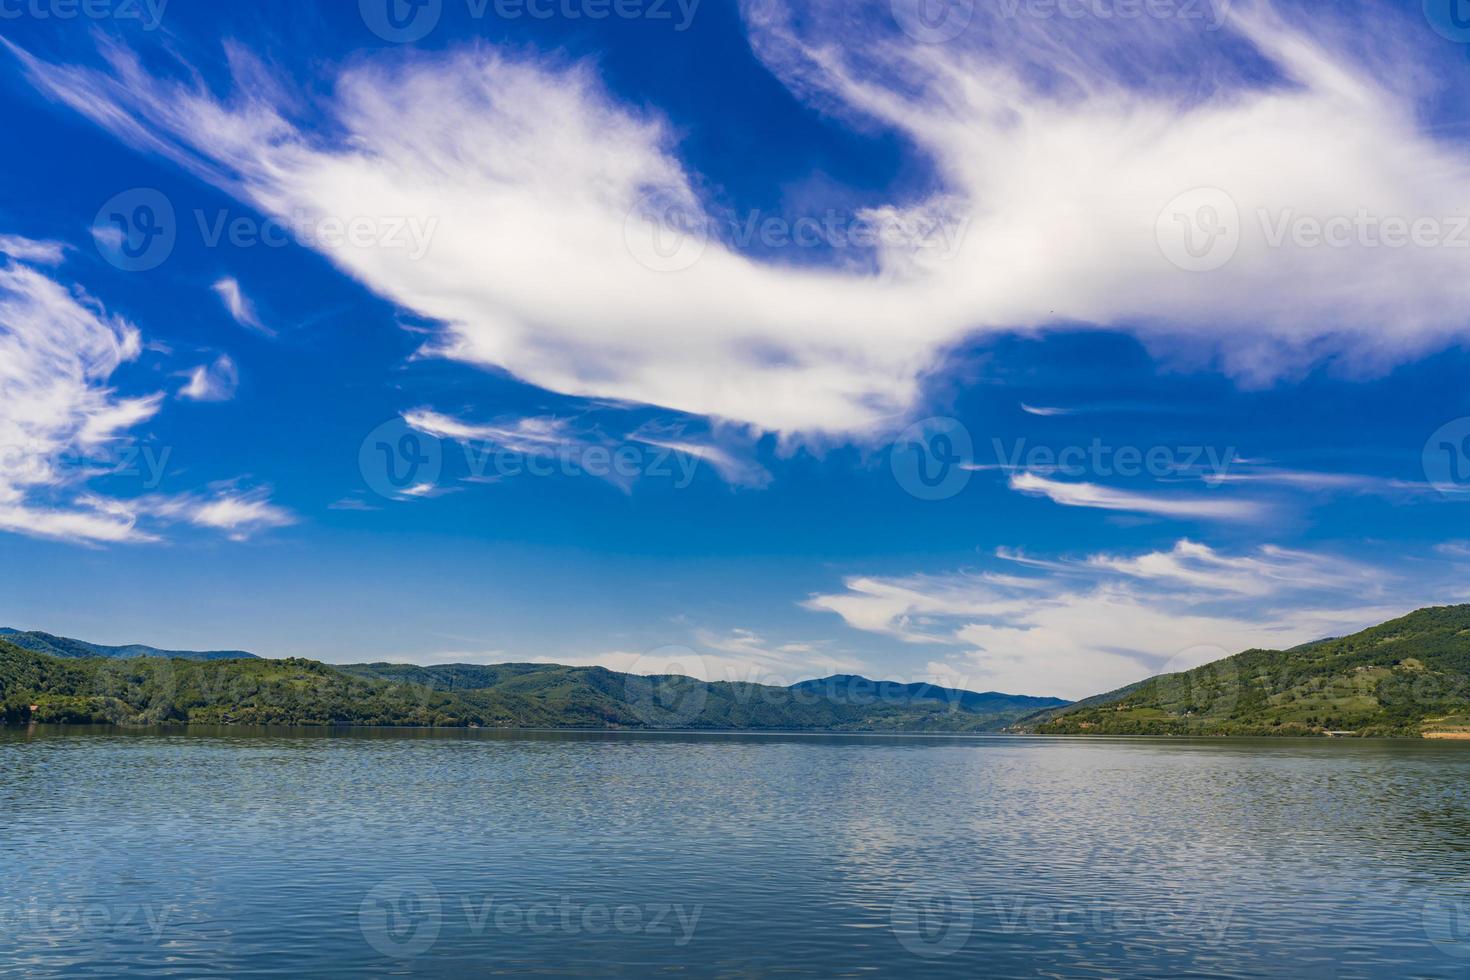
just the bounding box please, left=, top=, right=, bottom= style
left=1020, top=605, right=1470, bottom=737
left=0, top=627, right=257, bottom=661
left=0, top=640, right=1064, bottom=731
left=13, top=607, right=1470, bottom=736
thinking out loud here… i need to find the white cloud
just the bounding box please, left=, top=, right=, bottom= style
left=1009, top=471, right=1262, bottom=521
left=375, top=648, right=509, bottom=666
left=0, top=239, right=292, bottom=546
left=805, top=539, right=1428, bottom=698
left=405, top=407, right=770, bottom=489
left=211, top=277, right=274, bottom=337
left=1019, top=403, right=1070, bottom=417
left=1202, top=464, right=1430, bottom=496
left=404, top=407, right=638, bottom=491
left=0, top=234, right=66, bottom=265
left=1076, top=539, right=1379, bottom=596
left=0, top=246, right=162, bottom=543
left=403, top=408, right=582, bottom=456
left=178, top=354, right=239, bottom=402
left=628, top=426, right=772, bottom=489
left=689, top=628, right=865, bottom=684
left=134, top=485, right=295, bottom=542
left=522, top=628, right=867, bottom=686
left=18, top=8, right=1470, bottom=438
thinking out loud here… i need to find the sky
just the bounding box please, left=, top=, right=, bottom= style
left=3, top=0, right=1470, bottom=699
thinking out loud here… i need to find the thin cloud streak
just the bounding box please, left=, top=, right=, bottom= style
left=1009, top=471, right=1263, bottom=521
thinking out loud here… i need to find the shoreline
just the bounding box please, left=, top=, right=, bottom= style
left=7, top=722, right=1467, bottom=742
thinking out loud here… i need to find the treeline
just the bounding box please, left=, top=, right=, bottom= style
left=0, top=641, right=1058, bottom=731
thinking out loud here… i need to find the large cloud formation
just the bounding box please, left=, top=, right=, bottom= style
left=11, top=0, right=1470, bottom=438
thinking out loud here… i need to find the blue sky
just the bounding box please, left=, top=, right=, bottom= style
left=3, top=0, right=1470, bottom=698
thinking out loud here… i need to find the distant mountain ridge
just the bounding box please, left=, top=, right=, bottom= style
left=0, top=628, right=258, bottom=662
left=0, top=637, right=1066, bottom=731
left=787, top=674, right=1064, bottom=714
left=1017, top=605, right=1470, bottom=737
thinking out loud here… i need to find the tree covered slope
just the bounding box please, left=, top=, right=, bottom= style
left=1021, top=605, right=1470, bottom=737
left=0, top=628, right=257, bottom=661
left=0, top=641, right=1063, bottom=731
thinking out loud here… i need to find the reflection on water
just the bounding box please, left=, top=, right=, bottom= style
left=3, top=726, right=1470, bottom=978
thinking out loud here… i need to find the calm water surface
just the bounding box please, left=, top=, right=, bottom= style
left=3, top=727, right=1470, bottom=978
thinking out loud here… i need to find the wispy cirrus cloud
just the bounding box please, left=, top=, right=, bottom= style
left=1201, top=464, right=1432, bottom=496
left=211, top=277, right=274, bottom=337
left=628, top=425, right=771, bottom=489
left=404, top=407, right=769, bottom=490
left=403, top=409, right=584, bottom=456
left=0, top=235, right=292, bottom=546
left=1009, top=471, right=1262, bottom=521
left=132, top=485, right=295, bottom=542
left=178, top=354, right=239, bottom=402
left=15, top=2, right=1470, bottom=439
left=0, top=234, right=65, bottom=265
left=0, top=236, right=162, bottom=543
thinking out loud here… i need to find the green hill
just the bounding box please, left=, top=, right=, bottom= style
left=0, top=628, right=257, bottom=661
left=1021, top=605, right=1470, bottom=737
left=0, top=640, right=1063, bottom=731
